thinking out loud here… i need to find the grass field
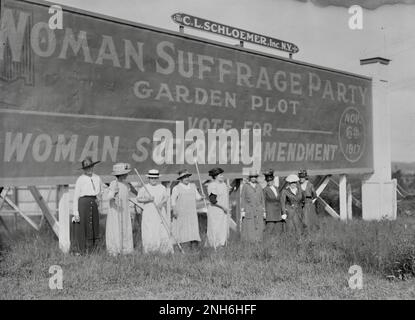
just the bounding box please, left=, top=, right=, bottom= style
left=1, top=212, right=415, bottom=300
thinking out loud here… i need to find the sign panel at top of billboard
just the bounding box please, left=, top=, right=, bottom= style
left=171, top=12, right=300, bottom=54
left=0, top=0, right=373, bottom=185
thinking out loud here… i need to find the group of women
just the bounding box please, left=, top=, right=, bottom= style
left=70, top=157, right=318, bottom=256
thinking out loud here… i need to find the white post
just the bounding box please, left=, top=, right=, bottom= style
left=360, top=57, right=396, bottom=220
left=347, top=183, right=353, bottom=221
left=339, top=174, right=347, bottom=221
left=58, top=185, right=70, bottom=253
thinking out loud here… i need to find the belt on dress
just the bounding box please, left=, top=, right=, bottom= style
left=80, top=195, right=97, bottom=199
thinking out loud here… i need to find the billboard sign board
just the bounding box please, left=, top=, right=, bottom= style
left=0, top=0, right=373, bottom=185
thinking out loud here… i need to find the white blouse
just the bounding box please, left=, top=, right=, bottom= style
left=73, top=174, right=104, bottom=216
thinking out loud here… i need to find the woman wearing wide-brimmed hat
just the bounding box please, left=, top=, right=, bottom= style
left=103, top=163, right=136, bottom=256
left=280, top=174, right=306, bottom=235
left=136, top=169, right=173, bottom=254
left=240, top=169, right=266, bottom=242
left=206, top=167, right=230, bottom=248
left=71, top=157, right=105, bottom=255
left=171, top=169, right=203, bottom=249
left=298, top=169, right=318, bottom=231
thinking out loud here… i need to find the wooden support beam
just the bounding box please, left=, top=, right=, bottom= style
left=347, top=183, right=353, bottom=221
left=2, top=196, right=39, bottom=231
left=330, top=179, right=362, bottom=208
left=339, top=174, right=347, bottom=221
left=57, top=185, right=70, bottom=253
left=313, top=175, right=331, bottom=203
left=28, top=186, right=59, bottom=237
left=316, top=197, right=340, bottom=220
left=0, top=187, right=10, bottom=210
left=13, top=187, right=18, bottom=231
left=0, top=216, right=12, bottom=236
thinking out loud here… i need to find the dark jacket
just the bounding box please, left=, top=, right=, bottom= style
left=263, top=185, right=282, bottom=222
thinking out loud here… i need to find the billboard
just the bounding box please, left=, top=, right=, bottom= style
left=0, top=0, right=373, bottom=185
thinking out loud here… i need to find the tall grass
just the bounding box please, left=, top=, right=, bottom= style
left=1, top=216, right=414, bottom=299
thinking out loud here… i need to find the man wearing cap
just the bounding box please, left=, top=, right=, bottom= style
left=171, top=169, right=203, bottom=249
left=263, top=169, right=284, bottom=236
left=136, top=169, right=173, bottom=254
left=280, top=174, right=306, bottom=235
left=103, top=163, right=136, bottom=256
left=299, top=169, right=318, bottom=231
left=72, top=157, right=105, bottom=255
left=206, top=167, right=229, bottom=248
left=240, top=170, right=266, bottom=242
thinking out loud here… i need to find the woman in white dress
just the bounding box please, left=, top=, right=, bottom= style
left=171, top=169, right=203, bottom=249
left=206, top=167, right=230, bottom=249
left=136, top=169, right=173, bottom=254
left=104, top=163, right=135, bottom=256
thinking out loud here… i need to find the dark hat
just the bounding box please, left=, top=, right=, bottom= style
left=208, top=167, right=224, bottom=178
left=79, top=157, right=100, bottom=170
left=177, top=169, right=192, bottom=180
left=265, top=175, right=275, bottom=182
left=263, top=169, right=274, bottom=180
left=298, top=169, right=308, bottom=178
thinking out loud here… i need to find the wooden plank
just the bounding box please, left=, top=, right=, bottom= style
left=0, top=187, right=10, bottom=210
left=339, top=174, right=347, bottom=221
left=312, top=175, right=331, bottom=204
left=3, top=196, right=40, bottom=231
left=330, top=179, right=362, bottom=208
left=316, top=197, right=340, bottom=220
left=28, top=186, right=59, bottom=237
left=57, top=185, right=70, bottom=253
left=0, top=216, right=12, bottom=236
left=347, top=183, right=353, bottom=221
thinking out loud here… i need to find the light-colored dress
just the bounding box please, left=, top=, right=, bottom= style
left=206, top=180, right=229, bottom=248
left=171, top=183, right=202, bottom=244
left=137, top=183, right=173, bottom=254
left=104, top=180, right=134, bottom=256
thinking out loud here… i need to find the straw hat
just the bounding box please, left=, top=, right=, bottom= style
left=177, top=169, right=192, bottom=180
left=286, top=174, right=299, bottom=183
left=79, top=156, right=100, bottom=170
left=111, top=163, right=131, bottom=176
left=248, top=169, right=259, bottom=177
left=146, top=169, right=160, bottom=178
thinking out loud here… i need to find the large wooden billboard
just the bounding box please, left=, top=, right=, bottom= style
left=0, top=0, right=373, bottom=185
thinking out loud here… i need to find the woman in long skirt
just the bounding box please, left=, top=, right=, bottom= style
left=240, top=170, right=266, bottom=242
left=280, top=174, right=306, bottom=236
left=136, top=169, right=173, bottom=254
left=72, top=157, right=104, bottom=255
left=171, top=169, right=202, bottom=249
left=104, top=163, right=135, bottom=256
left=206, top=167, right=229, bottom=248
left=299, top=169, right=318, bottom=231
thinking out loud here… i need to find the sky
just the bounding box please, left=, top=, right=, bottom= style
left=52, top=0, right=415, bottom=163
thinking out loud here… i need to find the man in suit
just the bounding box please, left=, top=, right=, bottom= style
left=263, top=170, right=284, bottom=236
